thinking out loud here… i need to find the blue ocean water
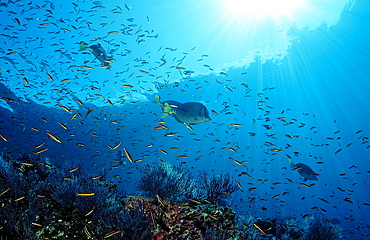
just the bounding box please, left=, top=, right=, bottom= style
left=0, top=0, right=369, bottom=239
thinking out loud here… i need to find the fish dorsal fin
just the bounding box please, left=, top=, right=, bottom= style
left=289, top=159, right=295, bottom=168
left=79, top=44, right=89, bottom=52
left=152, top=95, right=161, bottom=105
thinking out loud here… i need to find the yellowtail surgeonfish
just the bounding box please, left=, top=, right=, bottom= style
left=153, top=95, right=211, bottom=125
left=79, top=42, right=112, bottom=66
left=289, top=159, right=318, bottom=181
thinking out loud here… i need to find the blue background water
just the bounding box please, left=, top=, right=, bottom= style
left=1, top=0, right=369, bottom=239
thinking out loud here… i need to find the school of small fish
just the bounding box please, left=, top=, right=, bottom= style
left=0, top=1, right=370, bottom=239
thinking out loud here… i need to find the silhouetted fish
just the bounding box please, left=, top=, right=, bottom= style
left=289, top=159, right=318, bottom=181
left=79, top=42, right=111, bottom=66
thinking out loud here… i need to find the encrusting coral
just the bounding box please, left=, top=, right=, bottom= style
left=125, top=196, right=237, bottom=240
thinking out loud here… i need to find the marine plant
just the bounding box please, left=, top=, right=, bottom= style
left=237, top=216, right=278, bottom=239
left=0, top=154, right=49, bottom=240
left=197, top=171, right=239, bottom=205
left=0, top=153, right=344, bottom=240
left=237, top=214, right=342, bottom=240
left=0, top=154, right=153, bottom=240
left=37, top=161, right=151, bottom=239
left=201, top=226, right=233, bottom=240
left=275, top=217, right=304, bottom=239
left=301, top=214, right=342, bottom=240
left=136, top=159, right=195, bottom=202
left=93, top=202, right=152, bottom=240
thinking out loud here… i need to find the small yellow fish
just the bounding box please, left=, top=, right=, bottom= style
left=76, top=192, right=95, bottom=197
left=0, top=134, right=8, bottom=141
left=104, top=230, right=121, bottom=238
left=123, top=148, right=133, bottom=162
left=108, top=141, right=122, bottom=150
left=45, top=132, right=62, bottom=143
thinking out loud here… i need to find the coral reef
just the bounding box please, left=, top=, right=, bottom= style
left=0, top=154, right=49, bottom=240
left=136, top=159, right=195, bottom=202
left=125, top=196, right=237, bottom=240
left=136, top=161, right=240, bottom=206
left=0, top=154, right=343, bottom=240
left=197, top=171, right=239, bottom=205
left=238, top=214, right=342, bottom=240
left=276, top=217, right=304, bottom=240
left=302, top=214, right=342, bottom=240
left=201, top=226, right=232, bottom=240
left=0, top=154, right=152, bottom=240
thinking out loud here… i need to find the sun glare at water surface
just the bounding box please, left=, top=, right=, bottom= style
left=224, top=0, right=305, bottom=19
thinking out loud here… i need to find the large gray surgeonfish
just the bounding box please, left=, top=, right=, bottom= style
left=79, top=42, right=111, bottom=66
left=289, top=159, right=318, bottom=181
left=153, top=95, right=211, bottom=128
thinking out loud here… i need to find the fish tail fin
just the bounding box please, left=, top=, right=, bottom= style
left=79, top=44, right=88, bottom=51
left=289, top=159, right=295, bottom=168
left=152, top=95, right=161, bottom=105
left=161, top=102, right=174, bottom=118
left=103, top=60, right=110, bottom=66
